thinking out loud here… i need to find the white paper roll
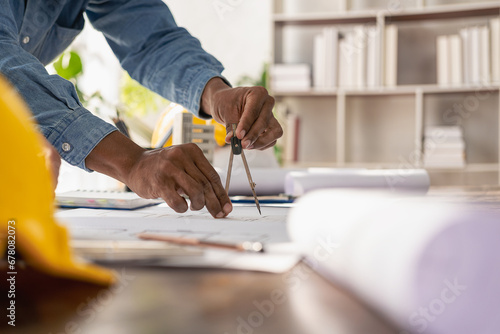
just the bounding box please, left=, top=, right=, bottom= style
left=284, top=168, right=430, bottom=196
left=217, top=168, right=305, bottom=196
left=287, top=190, right=500, bottom=334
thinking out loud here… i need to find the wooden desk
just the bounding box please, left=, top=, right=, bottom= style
left=1, top=264, right=398, bottom=334
left=3, top=186, right=499, bottom=334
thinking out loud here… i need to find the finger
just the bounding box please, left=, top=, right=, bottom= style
left=241, top=97, right=276, bottom=149
left=225, top=131, right=233, bottom=144
left=158, top=179, right=189, bottom=213
left=174, top=168, right=206, bottom=212
left=182, top=161, right=225, bottom=215
left=225, top=123, right=236, bottom=144
left=187, top=144, right=232, bottom=217
left=236, top=87, right=268, bottom=140
left=247, top=117, right=283, bottom=150
left=203, top=180, right=227, bottom=218
left=199, top=162, right=232, bottom=217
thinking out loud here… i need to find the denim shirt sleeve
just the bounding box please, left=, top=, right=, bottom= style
left=0, top=0, right=118, bottom=172
left=86, top=0, right=230, bottom=118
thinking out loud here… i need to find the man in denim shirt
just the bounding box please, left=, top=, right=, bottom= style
left=0, top=0, right=282, bottom=218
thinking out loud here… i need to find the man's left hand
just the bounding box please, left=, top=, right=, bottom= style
left=201, top=78, right=283, bottom=150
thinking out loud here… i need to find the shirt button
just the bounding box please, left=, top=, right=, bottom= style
left=62, top=143, right=71, bottom=152
left=22, top=36, right=30, bottom=44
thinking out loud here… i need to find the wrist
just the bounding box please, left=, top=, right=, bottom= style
left=200, top=77, right=230, bottom=118
left=85, top=130, right=146, bottom=185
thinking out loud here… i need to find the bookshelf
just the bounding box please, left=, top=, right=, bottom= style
left=272, top=0, right=500, bottom=186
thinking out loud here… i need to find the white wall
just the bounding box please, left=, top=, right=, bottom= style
left=56, top=1, right=273, bottom=192
left=163, top=0, right=272, bottom=84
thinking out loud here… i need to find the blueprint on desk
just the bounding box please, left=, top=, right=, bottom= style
left=55, top=203, right=299, bottom=273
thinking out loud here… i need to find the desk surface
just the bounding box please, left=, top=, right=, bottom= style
left=3, top=186, right=500, bottom=334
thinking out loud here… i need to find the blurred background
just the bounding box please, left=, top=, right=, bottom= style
left=49, top=0, right=500, bottom=192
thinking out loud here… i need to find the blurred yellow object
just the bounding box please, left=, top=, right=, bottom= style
left=151, top=102, right=226, bottom=148
left=0, top=75, right=114, bottom=285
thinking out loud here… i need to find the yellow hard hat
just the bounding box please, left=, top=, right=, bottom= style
left=151, top=102, right=227, bottom=148
left=0, top=75, right=114, bottom=285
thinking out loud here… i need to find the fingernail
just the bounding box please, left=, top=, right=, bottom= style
left=242, top=140, right=251, bottom=148
left=239, top=130, right=246, bottom=138
left=223, top=203, right=232, bottom=214
left=216, top=211, right=225, bottom=218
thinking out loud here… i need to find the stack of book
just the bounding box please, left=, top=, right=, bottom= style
left=436, top=18, right=500, bottom=86
left=313, top=26, right=339, bottom=89
left=269, top=64, right=311, bottom=92
left=312, top=24, right=396, bottom=89
left=423, top=126, right=466, bottom=169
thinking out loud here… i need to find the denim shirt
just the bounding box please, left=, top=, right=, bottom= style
left=0, top=0, right=227, bottom=171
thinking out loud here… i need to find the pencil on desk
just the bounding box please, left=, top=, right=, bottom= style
left=137, top=233, right=265, bottom=253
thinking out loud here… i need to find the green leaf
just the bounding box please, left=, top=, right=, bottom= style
left=53, top=51, right=83, bottom=80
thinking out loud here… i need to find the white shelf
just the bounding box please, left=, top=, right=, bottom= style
left=387, top=2, right=500, bottom=22
left=273, top=84, right=500, bottom=97
left=273, top=11, right=377, bottom=26
left=283, top=162, right=499, bottom=173
left=418, top=84, right=500, bottom=94
left=274, top=2, right=500, bottom=25
left=273, top=0, right=500, bottom=185
left=426, top=163, right=499, bottom=173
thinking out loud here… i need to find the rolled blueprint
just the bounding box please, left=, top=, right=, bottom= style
left=284, top=168, right=430, bottom=196
left=287, top=190, right=500, bottom=334
left=217, top=168, right=304, bottom=196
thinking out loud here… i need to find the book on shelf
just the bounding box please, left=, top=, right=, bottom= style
left=284, top=113, right=300, bottom=163
left=470, top=26, right=481, bottom=84
left=325, top=27, right=338, bottom=88
left=313, top=25, right=380, bottom=89
left=449, top=34, right=463, bottom=85
left=339, top=31, right=354, bottom=88
left=270, top=63, right=311, bottom=92
left=313, top=26, right=338, bottom=89
left=437, top=34, right=462, bottom=86
left=491, top=18, right=500, bottom=83
left=366, top=26, right=380, bottom=88
left=440, top=19, right=499, bottom=87
left=424, top=125, right=464, bottom=138
left=353, top=26, right=366, bottom=88
left=480, top=25, right=491, bottom=84
left=313, top=33, right=326, bottom=88
left=423, top=126, right=466, bottom=169
left=384, top=24, right=398, bottom=87
left=460, top=28, right=471, bottom=85
left=436, top=35, right=450, bottom=86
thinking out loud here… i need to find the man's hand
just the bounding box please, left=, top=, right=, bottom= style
left=201, top=78, right=283, bottom=150
left=85, top=131, right=232, bottom=218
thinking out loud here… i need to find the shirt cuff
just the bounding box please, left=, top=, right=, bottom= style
left=186, top=70, right=231, bottom=120
left=40, top=107, right=118, bottom=172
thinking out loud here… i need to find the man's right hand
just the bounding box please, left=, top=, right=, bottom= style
left=85, top=131, right=232, bottom=218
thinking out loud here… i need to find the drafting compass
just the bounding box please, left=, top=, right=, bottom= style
left=225, top=124, right=261, bottom=215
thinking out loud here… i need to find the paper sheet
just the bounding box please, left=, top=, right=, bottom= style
left=56, top=204, right=300, bottom=273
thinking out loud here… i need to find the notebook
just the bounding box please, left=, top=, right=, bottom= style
left=56, top=190, right=163, bottom=210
